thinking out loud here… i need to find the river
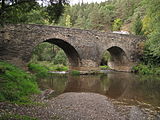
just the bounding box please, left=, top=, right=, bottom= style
left=37, top=71, right=160, bottom=118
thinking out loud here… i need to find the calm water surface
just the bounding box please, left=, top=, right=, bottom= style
left=37, top=71, right=160, bottom=111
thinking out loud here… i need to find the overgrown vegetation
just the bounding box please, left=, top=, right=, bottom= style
left=0, top=61, right=40, bottom=103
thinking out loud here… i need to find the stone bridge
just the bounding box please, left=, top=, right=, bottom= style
left=0, top=24, right=145, bottom=71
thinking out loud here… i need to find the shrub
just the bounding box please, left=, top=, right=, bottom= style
left=112, top=18, right=123, bottom=31
left=132, top=63, right=160, bottom=75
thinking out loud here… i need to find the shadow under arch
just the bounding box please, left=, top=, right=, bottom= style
left=44, top=38, right=81, bottom=68
left=106, top=46, right=131, bottom=71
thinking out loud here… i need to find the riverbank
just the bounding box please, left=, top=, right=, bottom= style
left=0, top=61, right=40, bottom=103
left=1, top=61, right=160, bottom=119
left=0, top=92, right=159, bottom=120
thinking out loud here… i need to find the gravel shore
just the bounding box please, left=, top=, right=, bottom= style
left=0, top=92, right=159, bottom=120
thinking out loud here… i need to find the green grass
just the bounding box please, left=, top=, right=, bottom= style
left=0, top=113, right=38, bottom=120
left=49, top=65, right=68, bottom=71
left=28, top=62, right=68, bottom=78
left=132, top=63, right=160, bottom=75
left=70, top=70, right=80, bottom=76
left=99, top=65, right=110, bottom=70
left=28, top=63, right=49, bottom=78
left=0, top=61, right=40, bottom=103
left=29, top=61, right=68, bottom=72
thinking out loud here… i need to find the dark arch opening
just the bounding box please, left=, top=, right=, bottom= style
left=107, top=46, right=129, bottom=71
left=45, top=38, right=81, bottom=67
left=100, top=46, right=130, bottom=71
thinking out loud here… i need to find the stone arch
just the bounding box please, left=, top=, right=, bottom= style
left=101, top=46, right=133, bottom=71
left=44, top=38, right=81, bottom=68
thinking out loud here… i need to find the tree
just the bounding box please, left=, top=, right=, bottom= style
left=0, top=0, right=69, bottom=25
left=142, top=0, right=160, bottom=65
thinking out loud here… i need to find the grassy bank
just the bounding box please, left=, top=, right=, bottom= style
left=29, top=61, right=68, bottom=72
left=132, top=64, right=160, bottom=75
left=28, top=62, right=68, bottom=77
left=0, top=61, right=40, bottom=103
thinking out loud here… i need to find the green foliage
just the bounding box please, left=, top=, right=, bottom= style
left=132, top=15, right=144, bottom=35
left=28, top=63, right=49, bottom=78
left=143, top=30, right=160, bottom=65
left=46, top=0, right=69, bottom=23
left=0, top=61, right=40, bottom=103
left=31, top=42, right=55, bottom=62
left=132, top=64, right=153, bottom=74
left=141, top=0, right=160, bottom=66
left=51, top=65, right=68, bottom=71
left=53, top=50, right=68, bottom=65
left=0, top=2, right=50, bottom=25
left=32, top=61, right=68, bottom=71
left=0, top=0, right=69, bottom=25
left=0, top=113, right=38, bottom=120
left=112, top=18, right=123, bottom=31
left=132, top=64, right=160, bottom=75
left=70, top=70, right=80, bottom=76
left=101, top=51, right=111, bottom=65
left=65, top=14, right=72, bottom=27
left=31, top=42, right=68, bottom=66
left=100, top=66, right=110, bottom=70
left=58, top=1, right=115, bottom=31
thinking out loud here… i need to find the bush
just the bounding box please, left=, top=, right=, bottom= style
left=132, top=63, right=160, bottom=75
left=112, top=18, right=123, bottom=31
left=0, top=61, right=40, bottom=103
left=132, top=64, right=152, bottom=74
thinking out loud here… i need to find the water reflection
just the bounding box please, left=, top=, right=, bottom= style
left=64, top=75, right=103, bottom=93
left=38, top=72, right=160, bottom=107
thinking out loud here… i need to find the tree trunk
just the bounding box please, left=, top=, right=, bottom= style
left=1, top=0, right=5, bottom=9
